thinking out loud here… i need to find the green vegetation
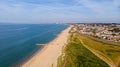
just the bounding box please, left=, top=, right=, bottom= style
left=109, top=28, right=120, bottom=32
left=57, top=34, right=109, bottom=67
left=77, top=33, right=120, bottom=67
left=106, top=49, right=120, bottom=53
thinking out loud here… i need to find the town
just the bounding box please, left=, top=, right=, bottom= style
left=71, top=23, right=120, bottom=44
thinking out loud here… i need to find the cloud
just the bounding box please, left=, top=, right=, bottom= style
left=77, top=0, right=119, bottom=14
left=75, top=0, right=120, bottom=21
left=0, top=0, right=119, bottom=23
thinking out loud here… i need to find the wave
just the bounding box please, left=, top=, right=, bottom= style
left=0, top=27, right=28, bottom=33
left=13, top=27, right=28, bottom=30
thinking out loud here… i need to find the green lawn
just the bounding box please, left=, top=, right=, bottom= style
left=57, top=34, right=109, bottom=67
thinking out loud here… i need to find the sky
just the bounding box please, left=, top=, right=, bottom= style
left=0, top=0, right=120, bottom=23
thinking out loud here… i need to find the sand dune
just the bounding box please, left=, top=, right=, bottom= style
left=22, top=26, right=71, bottom=67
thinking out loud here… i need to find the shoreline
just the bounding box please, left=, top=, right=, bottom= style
left=18, top=27, right=68, bottom=67
left=22, top=26, right=71, bottom=67
left=16, top=46, right=42, bottom=67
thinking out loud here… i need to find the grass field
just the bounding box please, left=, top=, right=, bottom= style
left=77, top=33, right=120, bottom=67
left=57, top=33, right=109, bottom=67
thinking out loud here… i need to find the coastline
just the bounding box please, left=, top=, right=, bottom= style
left=22, top=26, right=71, bottom=67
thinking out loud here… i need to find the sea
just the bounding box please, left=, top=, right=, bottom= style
left=0, top=23, right=68, bottom=67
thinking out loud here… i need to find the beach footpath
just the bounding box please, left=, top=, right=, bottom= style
left=22, top=26, right=71, bottom=67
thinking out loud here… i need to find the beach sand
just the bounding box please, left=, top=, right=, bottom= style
left=22, top=26, right=71, bottom=67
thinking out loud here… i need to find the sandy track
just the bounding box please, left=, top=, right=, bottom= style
left=80, top=39, right=117, bottom=67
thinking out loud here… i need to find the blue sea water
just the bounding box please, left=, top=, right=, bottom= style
left=0, top=23, right=68, bottom=67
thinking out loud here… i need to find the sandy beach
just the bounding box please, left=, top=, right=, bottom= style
left=22, top=26, right=71, bottom=67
